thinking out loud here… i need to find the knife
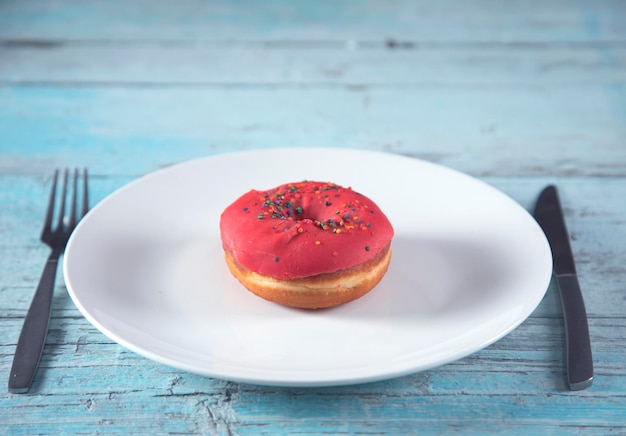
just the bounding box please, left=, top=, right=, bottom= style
left=534, top=185, right=593, bottom=390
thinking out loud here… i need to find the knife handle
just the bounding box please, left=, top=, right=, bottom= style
left=557, top=274, right=593, bottom=390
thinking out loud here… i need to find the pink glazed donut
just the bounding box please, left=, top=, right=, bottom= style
left=220, top=180, right=394, bottom=309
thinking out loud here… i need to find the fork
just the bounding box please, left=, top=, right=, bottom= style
left=8, top=168, right=89, bottom=394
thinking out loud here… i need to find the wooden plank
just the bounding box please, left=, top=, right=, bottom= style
left=1, top=316, right=625, bottom=434
left=1, top=388, right=624, bottom=435
left=1, top=44, right=625, bottom=86
left=2, top=308, right=625, bottom=430
left=1, top=87, right=625, bottom=177
left=1, top=0, right=625, bottom=42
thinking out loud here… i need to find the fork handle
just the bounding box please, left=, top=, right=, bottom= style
left=8, top=252, right=60, bottom=393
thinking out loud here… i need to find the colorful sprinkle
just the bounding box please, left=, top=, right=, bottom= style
left=245, top=181, right=378, bottom=236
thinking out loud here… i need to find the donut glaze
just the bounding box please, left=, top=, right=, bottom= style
left=220, top=181, right=394, bottom=280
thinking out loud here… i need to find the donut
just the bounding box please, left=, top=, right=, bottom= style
left=219, top=181, right=394, bottom=309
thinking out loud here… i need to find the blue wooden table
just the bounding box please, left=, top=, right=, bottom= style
left=1, top=1, right=625, bottom=433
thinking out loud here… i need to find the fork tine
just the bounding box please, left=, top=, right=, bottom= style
left=55, top=169, right=69, bottom=230
left=68, top=168, right=78, bottom=228
left=42, top=170, right=59, bottom=235
left=82, top=168, right=89, bottom=217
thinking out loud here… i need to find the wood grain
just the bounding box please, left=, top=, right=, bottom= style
left=1, top=0, right=625, bottom=42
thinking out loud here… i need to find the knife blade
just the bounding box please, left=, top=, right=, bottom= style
left=534, top=185, right=593, bottom=390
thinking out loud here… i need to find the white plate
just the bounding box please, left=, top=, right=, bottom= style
left=64, top=148, right=552, bottom=387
